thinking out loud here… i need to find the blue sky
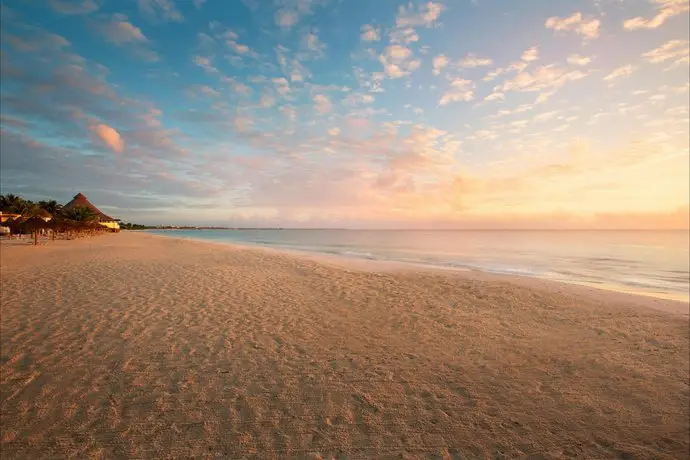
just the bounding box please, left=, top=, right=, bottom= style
left=1, top=0, right=688, bottom=228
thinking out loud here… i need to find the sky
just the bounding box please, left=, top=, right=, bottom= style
left=0, top=0, right=688, bottom=228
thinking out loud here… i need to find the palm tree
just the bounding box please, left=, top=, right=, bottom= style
left=38, top=200, right=62, bottom=215
left=0, top=194, right=25, bottom=213
left=65, top=205, right=97, bottom=222
left=17, top=200, right=40, bottom=217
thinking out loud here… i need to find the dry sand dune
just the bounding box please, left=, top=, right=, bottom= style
left=1, top=232, right=688, bottom=459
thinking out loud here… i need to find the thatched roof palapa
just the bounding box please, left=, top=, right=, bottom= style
left=10, top=216, right=51, bottom=232
left=62, top=193, right=116, bottom=222
left=35, top=208, right=52, bottom=219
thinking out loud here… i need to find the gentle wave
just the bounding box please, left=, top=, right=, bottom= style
left=147, top=229, right=690, bottom=302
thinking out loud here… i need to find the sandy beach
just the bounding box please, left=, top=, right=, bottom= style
left=1, top=232, right=688, bottom=459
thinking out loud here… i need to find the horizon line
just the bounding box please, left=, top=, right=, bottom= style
left=141, top=227, right=690, bottom=231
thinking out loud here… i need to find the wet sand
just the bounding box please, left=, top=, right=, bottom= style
left=1, top=232, right=688, bottom=459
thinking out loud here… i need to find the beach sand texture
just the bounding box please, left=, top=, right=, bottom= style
left=1, top=232, right=688, bottom=459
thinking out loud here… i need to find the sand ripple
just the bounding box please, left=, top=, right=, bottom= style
left=1, top=233, right=688, bottom=459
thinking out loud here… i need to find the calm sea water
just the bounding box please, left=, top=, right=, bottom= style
left=147, top=229, right=690, bottom=302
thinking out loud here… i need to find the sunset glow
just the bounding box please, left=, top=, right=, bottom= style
left=1, top=0, right=688, bottom=228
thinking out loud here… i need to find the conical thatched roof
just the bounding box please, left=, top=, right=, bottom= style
left=35, top=208, right=52, bottom=219
left=18, top=216, right=51, bottom=231
left=62, top=193, right=116, bottom=222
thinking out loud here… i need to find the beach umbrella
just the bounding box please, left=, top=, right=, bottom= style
left=6, top=216, right=29, bottom=235
left=17, top=216, right=51, bottom=245
left=35, top=208, right=52, bottom=221
left=47, top=218, right=70, bottom=239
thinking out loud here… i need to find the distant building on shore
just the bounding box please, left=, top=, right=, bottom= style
left=62, top=193, right=120, bottom=232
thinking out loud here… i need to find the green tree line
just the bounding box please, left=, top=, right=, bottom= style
left=1, top=193, right=145, bottom=227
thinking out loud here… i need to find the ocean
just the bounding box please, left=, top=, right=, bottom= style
left=147, top=229, right=690, bottom=302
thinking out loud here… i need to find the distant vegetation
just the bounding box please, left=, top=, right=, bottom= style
left=0, top=193, right=147, bottom=229
left=119, top=222, right=148, bottom=230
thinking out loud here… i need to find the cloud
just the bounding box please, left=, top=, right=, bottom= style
left=642, top=40, right=689, bottom=68
left=90, top=123, right=124, bottom=152
left=222, top=30, right=259, bottom=58
left=603, top=64, right=636, bottom=84
left=567, top=54, right=592, bottom=66
left=439, top=78, right=474, bottom=105
left=193, top=55, right=218, bottom=73
left=459, top=53, right=493, bottom=68
left=396, top=1, right=445, bottom=28
left=328, top=127, right=340, bottom=136
left=521, top=47, right=539, bottom=63
left=360, top=24, right=380, bottom=42
left=97, top=14, right=148, bottom=44
left=188, top=84, right=220, bottom=98
left=258, top=90, right=276, bottom=108
left=271, top=77, right=291, bottom=98
left=624, top=0, right=689, bottom=30
left=299, top=31, right=326, bottom=59
left=484, top=91, right=504, bottom=101
left=389, top=27, right=420, bottom=45
left=501, top=65, right=588, bottom=99
left=275, top=10, right=299, bottom=27
left=193, top=0, right=207, bottom=8
left=93, top=15, right=160, bottom=61
left=4, top=30, right=71, bottom=52
left=220, top=76, right=252, bottom=96
left=1, top=115, right=29, bottom=129
left=49, top=0, right=99, bottom=15
left=273, top=0, right=323, bottom=29
left=137, top=0, right=183, bottom=22
left=545, top=12, right=601, bottom=40
left=276, top=45, right=313, bottom=82
left=313, top=94, right=332, bottom=114
left=432, top=54, right=449, bottom=75
left=379, top=45, right=420, bottom=78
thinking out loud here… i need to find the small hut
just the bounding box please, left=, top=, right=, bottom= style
left=61, top=193, right=120, bottom=232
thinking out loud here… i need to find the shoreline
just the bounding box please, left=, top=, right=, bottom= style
left=143, top=231, right=690, bottom=316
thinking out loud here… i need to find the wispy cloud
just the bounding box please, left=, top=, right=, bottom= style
left=439, top=78, right=474, bottom=105
left=193, top=55, right=218, bottom=73
left=274, top=0, right=324, bottom=29
left=379, top=45, right=420, bottom=78
left=96, top=13, right=149, bottom=44
left=138, top=0, right=183, bottom=22
left=642, top=40, right=689, bottom=68
left=603, top=64, right=636, bottom=84
left=567, top=54, right=592, bottom=66
left=432, top=54, right=449, bottom=75
left=545, top=12, right=601, bottom=40
left=459, top=53, right=493, bottom=68
left=93, top=14, right=160, bottom=61
left=49, top=0, right=99, bottom=15
left=624, top=0, right=689, bottom=30
left=521, top=47, right=539, bottom=63
left=360, top=24, right=381, bottom=42
left=395, top=1, right=445, bottom=28
left=389, top=27, right=420, bottom=44
left=299, top=31, right=326, bottom=59
left=313, top=94, right=332, bottom=114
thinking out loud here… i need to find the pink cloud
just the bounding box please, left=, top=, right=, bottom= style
left=347, top=118, right=369, bottom=129
left=90, top=123, right=124, bottom=153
